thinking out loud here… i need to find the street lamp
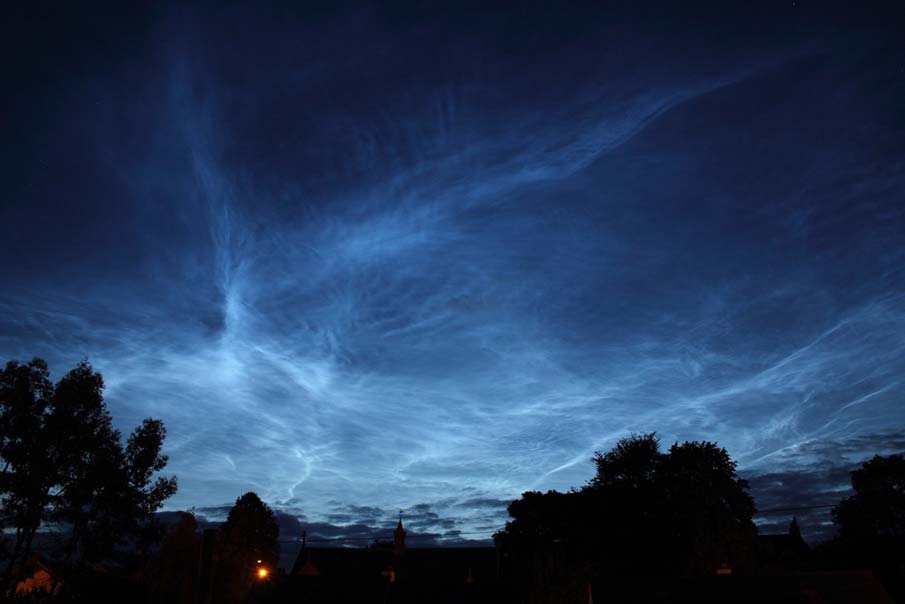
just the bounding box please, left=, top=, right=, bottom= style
left=256, top=559, right=269, bottom=580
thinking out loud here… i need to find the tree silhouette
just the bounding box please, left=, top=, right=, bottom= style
left=589, top=431, right=661, bottom=491
left=833, top=453, right=905, bottom=542
left=656, top=440, right=757, bottom=575
left=0, top=359, right=55, bottom=592
left=52, top=417, right=177, bottom=585
left=145, top=511, right=202, bottom=604
left=0, top=358, right=177, bottom=597
left=496, top=432, right=757, bottom=600
left=586, top=434, right=756, bottom=575
left=213, top=492, right=280, bottom=603
left=830, top=453, right=905, bottom=598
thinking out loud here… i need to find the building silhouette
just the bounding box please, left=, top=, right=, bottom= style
left=286, top=518, right=500, bottom=602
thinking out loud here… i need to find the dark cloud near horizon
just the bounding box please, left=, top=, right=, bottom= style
left=2, top=2, right=905, bottom=542
left=174, top=430, right=905, bottom=552
left=746, top=431, right=905, bottom=543
left=163, top=501, right=493, bottom=569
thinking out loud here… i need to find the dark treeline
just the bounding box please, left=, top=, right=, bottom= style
left=494, top=432, right=905, bottom=602
left=1, top=359, right=283, bottom=603
left=2, top=358, right=904, bottom=603
left=494, top=434, right=758, bottom=600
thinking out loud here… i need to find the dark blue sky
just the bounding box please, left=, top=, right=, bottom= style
left=2, top=2, right=904, bottom=544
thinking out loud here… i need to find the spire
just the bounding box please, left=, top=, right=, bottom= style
left=789, top=516, right=801, bottom=539
left=394, top=512, right=406, bottom=554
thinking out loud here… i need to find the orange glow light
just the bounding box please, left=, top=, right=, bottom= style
left=257, top=567, right=269, bottom=579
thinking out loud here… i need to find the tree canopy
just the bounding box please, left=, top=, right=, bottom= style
left=0, top=358, right=177, bottom=596
left=496, top=432, right=757, bottom=599
left=146, top=511, right=202, bottom=603
left=213, top=491, right=280, bottom=603
left=821, top=453, right=905, bottom=600
left=833, top=453, right=905, bottom=542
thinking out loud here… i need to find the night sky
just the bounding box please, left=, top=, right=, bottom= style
left=2, top=3, right=905, bottom=546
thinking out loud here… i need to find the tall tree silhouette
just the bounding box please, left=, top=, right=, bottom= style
left=52, top=417, right=177, bottom=586
left=0, top=358, right=177, bottom=596
left=214, top=492, right=280, bottom=603
left=0, top=359, right=55, bottom=592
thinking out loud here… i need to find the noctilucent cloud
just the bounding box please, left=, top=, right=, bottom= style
left=2, top=4, right=904, bottom=544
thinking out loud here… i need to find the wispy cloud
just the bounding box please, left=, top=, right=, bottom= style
left=2, top=7, right=903, bottom=543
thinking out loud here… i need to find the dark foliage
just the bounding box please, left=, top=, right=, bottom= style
left=144, top=511, right=202, bottom=604
left=213, top=491, right=280, bottom=604
left=495, top=433, right=757, bottom=602
left=833, top=454, right=905, bottom=542
left=827, top=453, right=905, bottom=599
left=0, top=358, right=177, bottom=599
left=0, top=359, right=55, bottom=592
